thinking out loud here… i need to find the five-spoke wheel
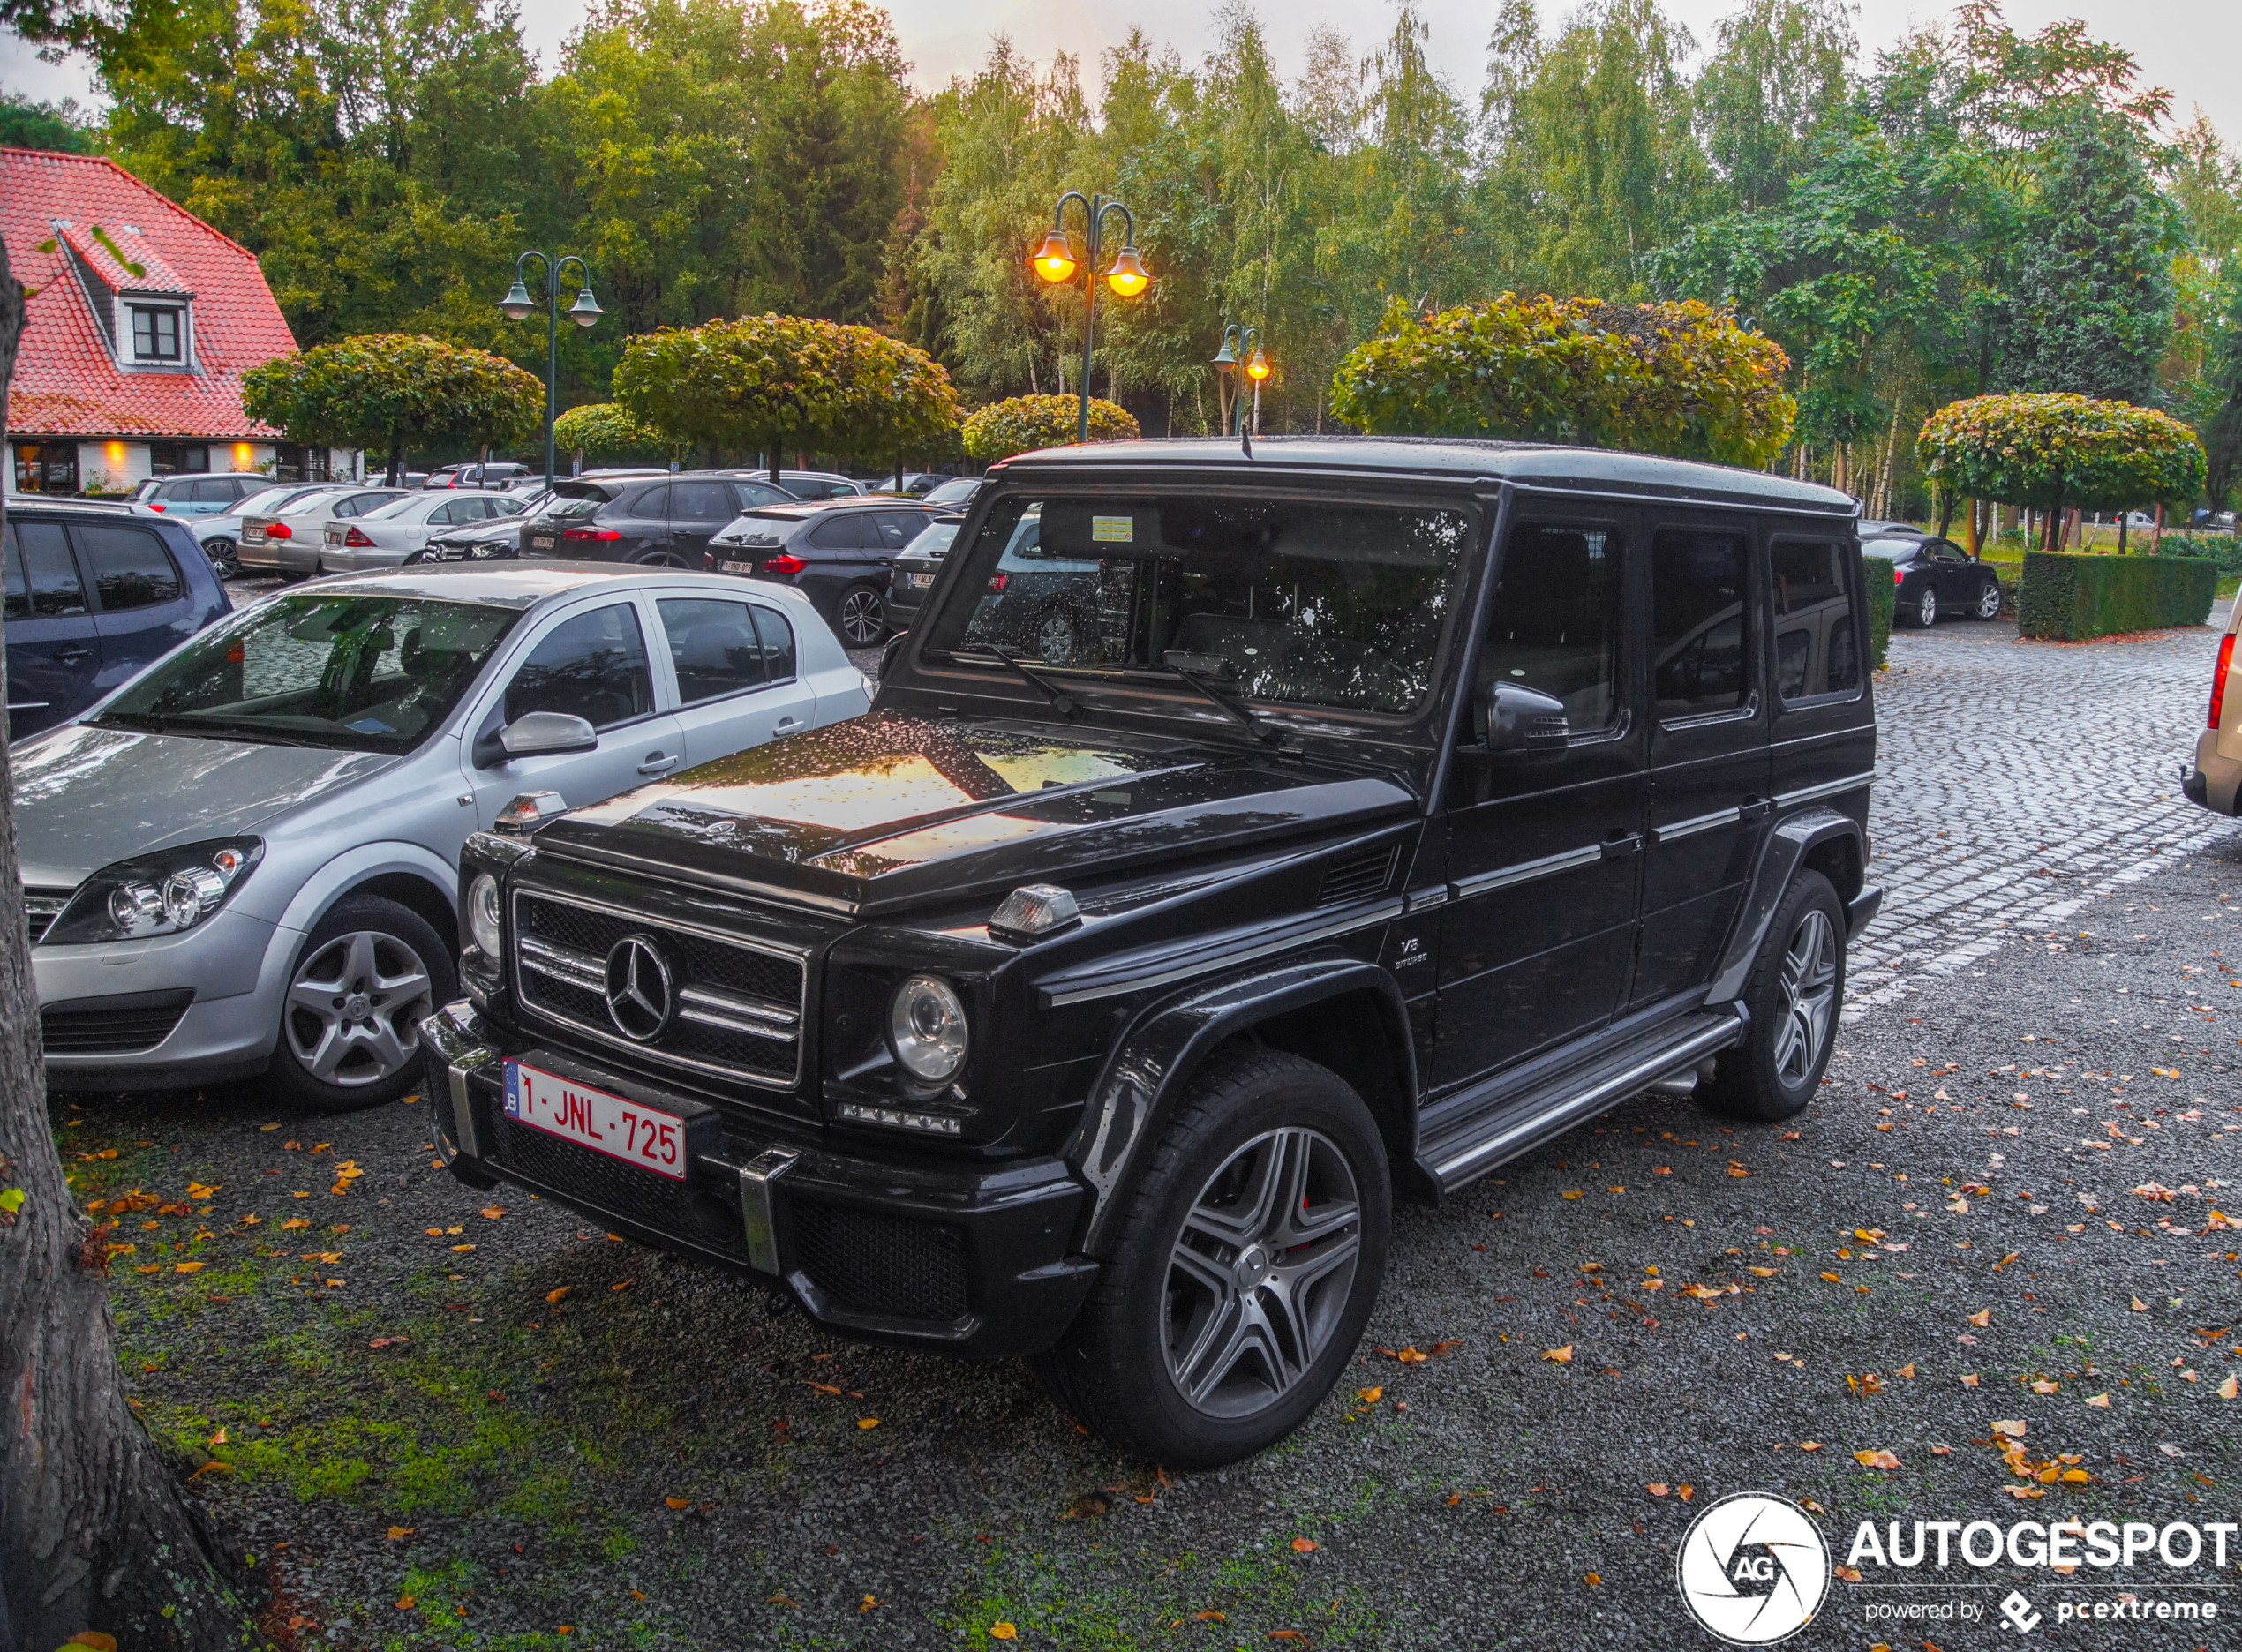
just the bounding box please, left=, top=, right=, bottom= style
left=1701, top=869, right=1846, bottom=1122
left=835, top=584, right=886, bottom=647
left=267, top=895, right=454, bottom=1112
left=1771, top=906, right=1838, bottom=1089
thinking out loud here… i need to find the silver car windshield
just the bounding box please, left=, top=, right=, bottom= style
left=94, top=594, right=520, bottom=754
left=922, top=493, right=1471, bottom=716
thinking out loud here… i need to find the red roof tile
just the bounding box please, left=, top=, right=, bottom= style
left=2, top=146, right=297, bottom=441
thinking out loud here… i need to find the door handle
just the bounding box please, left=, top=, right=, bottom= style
left=56, top=645, right=94, bottom=665
left=772, top=715, right=804, bottom=737
left=1739, top=796, right=1773, bottom=822
left=637, top=752, right=678, bottom=775
left=1600, top=831, right=1643, bottom=859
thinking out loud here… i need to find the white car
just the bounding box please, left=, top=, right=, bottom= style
left=237, top=486, right=412, bottom=578
left=323, top=491, right=530, bottom=572
left=16, top=562, right=874, bottom=1111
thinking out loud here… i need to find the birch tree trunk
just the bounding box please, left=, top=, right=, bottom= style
left=0, top=231, right=259, bottom=1652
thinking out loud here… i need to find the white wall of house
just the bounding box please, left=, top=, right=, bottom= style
left=79, top=439, right=152, bottom=494
left=5, top=439, right=361, bottom=494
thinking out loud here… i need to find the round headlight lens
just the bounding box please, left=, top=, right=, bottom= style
left=888, top=974, right=967, bottom=1085
left=160, top=867, right=227, bottom=928
left=469, top=874, right=502, bottom=957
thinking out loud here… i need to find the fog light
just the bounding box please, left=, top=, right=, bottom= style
left=837, top=1102, right=964, bottom=1136
left=888, top=974, right=967, bottom=1084
left=987, top=883, right=1080, bottom=943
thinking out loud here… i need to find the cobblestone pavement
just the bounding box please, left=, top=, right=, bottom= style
left=1847, top=605, right=2242, bottom=1015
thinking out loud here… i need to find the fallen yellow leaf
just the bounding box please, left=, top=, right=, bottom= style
left=1798, top=1442, right=1823, bottom=1452
left=2084, top=1393, right=2112, bottom=1408
left=1647, top=1483, right=1669, bottom=1496
left=174, top=1261, right=203, bottom=1273
left=1290, top=1537, right=1317, bottom=1552
left=387, top=1526, right=414, bottom=1539
left=1966, top=1309, right=1990, bottom=1327
left=546, top=1285, right=572, bottom=1303
left=1834, top=1565, right=1863, bottom=1582
left=1855, top=1449, right=1900, bottom=1469
left=2132, top=1297, right=2149, bottom=1312
left=2219, top=1375, right=2239, bottom=1400
left=480, top=1206, right=507, bottom=1220
left=1992, top=1420, right=2027, bottom=1437
left=989, top=1626, right=1017, bottom=1643
left=395, top=1596, right=416, bottom=1610
left=858, top=1416, right=881, bottom=1430
left=1960, top=1374, right=1981, bottom=1388
left=1584, top=1572, right=1601, bottom=1585
left=1542, top=1344, right=1574, bottom=1363
left=1357, top=1386, right=1383, bottom=1404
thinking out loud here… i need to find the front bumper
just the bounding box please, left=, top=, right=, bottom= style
left=420, top=1002, right=1097, bottom=1358
left=2186, top=732, right=2240, bottom=814
left=34, top=909, right=281, bottom=1090
left=1844, top=883, right=1884, bottom=940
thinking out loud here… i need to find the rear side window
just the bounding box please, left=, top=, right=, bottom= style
left=1478, top=522, right=1621, bottom=734
left=752, top=605, right=795, bottom=680
left=732, top=480, right=791, bottom=509
left=874, top=512, right=926, bottom=549
left=628, top=484, right=669, bottom=519
left=806, top=513, right=864, bottom=550
left=504, top=603, right=653, bottom=729
left=3, top=522, right=90, bottom=619
left=189, top=477, right=238, bottom=503
left=71, top=523, right=182, bottom=612
left=657, top=597, right=766, bottom=704
left=670, top=480, right=735, bottom=522
left=1770, top=540, right=1860, bottom=702
left=1651, top=528, right=1750, bottom=717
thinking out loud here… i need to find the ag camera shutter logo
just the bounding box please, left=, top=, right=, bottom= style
left=1676, top=1491, right=1831, bottom=1644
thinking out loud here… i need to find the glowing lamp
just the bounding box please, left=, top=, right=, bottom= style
left=1031, top=229, right=1078, bottom=283
left=1245, top=347, right=1271, bottom=382
left=1104, top=245, right=1150, bottom=298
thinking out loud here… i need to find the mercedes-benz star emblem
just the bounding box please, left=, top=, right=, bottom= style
left=603, top=935, right=674, bottom=1040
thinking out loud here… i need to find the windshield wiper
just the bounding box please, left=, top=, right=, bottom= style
left=959, top=647, right=1083, bottom=720
left=1139, top=661, right=1280, bottom=745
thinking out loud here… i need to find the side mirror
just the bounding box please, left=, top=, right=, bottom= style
left=877, top=630, right=909, bottom=685
left=1486, top=682, right=1569, bottom=756
left=498, top=710, right=598, bottom=759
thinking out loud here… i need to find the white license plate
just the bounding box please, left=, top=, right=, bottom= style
left=502, top=1061, right=688, bottom=1180
left=325, top=528, right=342, bottom=545
left=722, top=559, right=755, bottom=574
left=530, top=535, right=555, bottom=550
left=906, top=571, right=933, bottom=589
left=245, top=528, right=266, bottom=544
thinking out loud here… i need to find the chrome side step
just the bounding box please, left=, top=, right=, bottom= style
left=1416, top=1008, right=1747, bottom=1193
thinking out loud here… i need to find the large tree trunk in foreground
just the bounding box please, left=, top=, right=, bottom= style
left=0, top=231, right=257, bottom=1652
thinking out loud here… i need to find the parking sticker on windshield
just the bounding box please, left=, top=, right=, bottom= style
left=1091, top=514, right=1134, bottom=544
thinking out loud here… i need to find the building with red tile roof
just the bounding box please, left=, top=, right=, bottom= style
left=3, top=146, right=356, bottom=496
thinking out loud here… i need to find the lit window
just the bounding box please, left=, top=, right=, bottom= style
left=130, top=306, right=182, bottom=362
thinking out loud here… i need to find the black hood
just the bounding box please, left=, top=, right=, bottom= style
left=536, top=711, right=1417, bottom=916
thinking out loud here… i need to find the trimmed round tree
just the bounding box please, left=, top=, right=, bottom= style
left=613, top=313, right=960, bottom=484
left=1917, top=394, right=2208, bottom=551
left=243, top=334, right=543, bottom=484
left=1329, top=294, right=1796, bottom=469
left=553, top=402, right=664, bottom=469
left=961, top=394, right=1140, bottom=461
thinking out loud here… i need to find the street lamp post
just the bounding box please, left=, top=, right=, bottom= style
left=499, top=251, right=605, bottom=492
left=1211, top=324, right=1273, bottom=439
left=1031, top=192, right=1151, bottom=443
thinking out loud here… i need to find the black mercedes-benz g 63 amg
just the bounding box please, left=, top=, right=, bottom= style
left=424, top=437, right=1879, bottom=1467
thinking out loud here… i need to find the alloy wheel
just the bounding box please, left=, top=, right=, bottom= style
left=206, top=538, right=239, bottom=576
left=839, top=587, right=885, bottom=646
left=1975, top=581, right=2001, bottom=619
left=1163, top=1127, right=1362, bottom=1418
left=284, top=930, right=434, bottom=1090
left=636, top=552, right=689, bottom=568
left=1771, top=907, right=1838, bottom=1087
left=1917, top=588, right=1937, bottom=626
left=1037, top=612, right=1080, bottom=665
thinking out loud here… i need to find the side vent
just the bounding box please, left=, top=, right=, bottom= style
left=1319, top=843, right=1399, bottom=906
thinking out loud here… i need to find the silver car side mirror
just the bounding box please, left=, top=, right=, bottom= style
left=499, top=711, right=598, bottom=758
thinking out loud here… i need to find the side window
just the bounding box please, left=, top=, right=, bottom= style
left=6, top=523, right=88, bottom=617
left=656, top=597, right=766, bottom=704
left=631, top=484, right=670, bottom=520
left=751, top=605, right=796, bottom=681
left=1930, top=540, right=1966, bottom=563
left=1769, top=540, right=1860, bottom=702
left=503, top=603, right=654, bottom=730
left=733, top=481, right=787, bottom=509
left=189, top=477, right=237, bottom=504
left=1651, top=528, right=1750, bottom=718
left=71, top=524, right=182, bottom=612
left=493, top=497, right=527, bottom=516
left=806, top=514, right=863, bottom=550
left=1473, top=522, right=1621, bottom=736
left=875, top=512, right=924, bottom=550
left=669, top=480, right=734, bottom=523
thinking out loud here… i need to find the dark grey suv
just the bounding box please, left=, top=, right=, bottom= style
left=711, top=499, right=945, bottom=647
left=519, top=474, right=796, bottom=567
left=427, top=437, right=1881, bottom=1468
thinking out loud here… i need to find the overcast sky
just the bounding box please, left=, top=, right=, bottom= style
left=5, top=0, right=2237, bottom=146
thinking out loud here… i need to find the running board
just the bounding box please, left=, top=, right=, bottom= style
left=1415, top=1008, right=1748, bottom=1194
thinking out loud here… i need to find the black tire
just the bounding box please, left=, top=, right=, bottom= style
left=634, top=551, right=690, bottom=568
left=1699, top=870, right=1845, bottom=1123
left=1971, top=578, right=2002, bottom=620
left=266, top=895, right=455, bottom=1115
left=831, top=582, right=887, bottom=648
left=1032, top=1048, right=1389, bottom=1468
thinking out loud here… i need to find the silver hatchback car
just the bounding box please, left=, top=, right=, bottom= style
left=18, top=563, right=872, bottom=1110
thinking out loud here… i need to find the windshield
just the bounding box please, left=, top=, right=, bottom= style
left=923, top=478, right=979, bottom=507
left=530, top=486, right=609, bottom=523
left=922, top=493, right=1471, bottom=716
left=94, top=594, right=520, bottom=754
left=904, top=522, right=959, bottom=558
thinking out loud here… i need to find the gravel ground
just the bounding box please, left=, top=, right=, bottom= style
left=52, top=614, right=2242, bottom=1651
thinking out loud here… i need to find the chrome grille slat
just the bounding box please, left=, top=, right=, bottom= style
left=509, top=886, right=807, bottom=1090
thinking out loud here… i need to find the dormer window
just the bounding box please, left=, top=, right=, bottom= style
left=131, top=304, right=184, bottom=362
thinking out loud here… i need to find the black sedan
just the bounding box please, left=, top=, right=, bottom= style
left=1877, top=534, right=2003, bottom=627
left=710, top=499, right=945, bottom=646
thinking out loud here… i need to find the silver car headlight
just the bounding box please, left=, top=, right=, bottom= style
left=468, top=873, right=502, bottom=957
left=888, top=974, right=967, bottom=1085
left=45, top=838, right=263, bottom=946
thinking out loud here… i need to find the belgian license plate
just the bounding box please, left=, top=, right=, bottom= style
left=245, top=527, right=265, bottom=544
left=502, top=1060, right=688, bottom=1180
left=722, top=559, right=755, bottom=574
left=530, top=535, right=555, bottom=550
left=906, top=571, right=934, bottom=589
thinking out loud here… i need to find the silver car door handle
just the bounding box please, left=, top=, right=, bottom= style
left=637, top=752, right=678, bottom=775
left=773, top=715, right=804, bottom=737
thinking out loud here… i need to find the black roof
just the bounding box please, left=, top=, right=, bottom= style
left=994, top=435, right=1858, bottom=516
left=743, top=499, right=936, bottom=522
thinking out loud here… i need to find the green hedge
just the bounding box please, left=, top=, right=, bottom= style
left=2014, top=552, right=2218, bottom=640
left=2157, top=532, right=2242, bottom=574
left=1863, top=553, right=1894, bottom=669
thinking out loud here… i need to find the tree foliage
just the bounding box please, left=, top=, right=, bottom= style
left=552, top=402, right=665, bottom=463
left=242, top=334, right=543, bottom=469
left=1918, top=393, right=2208, bottom=535
left=613, top=312, right=959, bottom=463
left=960, top=394, right=1140, bottom=460
left=1330, top=293, right=1795, bottom=468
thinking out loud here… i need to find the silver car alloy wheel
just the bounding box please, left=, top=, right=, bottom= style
left=1975, top=581, right=2001, bottom=619
left=283, top=930, right=435, bottom=1089
left=1037, top=611, right=1080, bottom=665
left=1163, top=1126, right=1362, bottom=1419
left=1916, top=586, right=1937, bottom=626
left=839, top=586, right=884, bottom=646
left=1771, top=906, right=1838, bottom=1087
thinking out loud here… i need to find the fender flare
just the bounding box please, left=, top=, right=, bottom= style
left=251, top=840, right=463, bottom=1008
left=1060, top=950, right=1417, bottom=1257
left=1703, top=805, right=1863, bottom=1004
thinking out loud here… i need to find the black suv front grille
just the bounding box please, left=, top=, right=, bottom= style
left=511, top=889, right=805, bottom=1089
left=790, top=1201, right=969, bottom=1322
left=488, top=1114, right=752, bottom=1262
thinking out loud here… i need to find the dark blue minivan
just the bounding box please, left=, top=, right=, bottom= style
left=4, top=498, right=231, bottom=740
